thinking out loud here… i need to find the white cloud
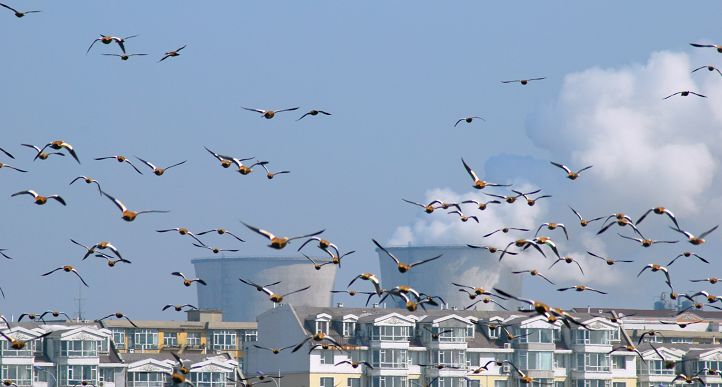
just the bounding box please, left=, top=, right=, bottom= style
left=391, top=49, right=722, bottom=307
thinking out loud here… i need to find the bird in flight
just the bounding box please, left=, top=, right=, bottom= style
left=663, top=91, right=706, bottom=99
left=454, top=116, right=485, bottom=127
left=102, top=53, right=148, bottom=61
left=159, top=45, right=187, bottom=62
left=11, top=190, right=66, bottom=206
left=373, top=239, right=442, bottom=273
left=136, top=157, right=187, bottom=176
left=297, top=109, right=331, bottom=121
left=461, top=158, right=510, bottom=190
left=42, top=265, right=89, bottom=287
left=35, top=140, right=80, bottom=163
left=101, top=191, right=169, bottom=222
left=87, top=34, right=138, bottom=54
left=550, top=161, right=592, bottom=180
left=243, top=222, right=324, bottom=250
left=690, top=42, right=722, bottom=53
left=95, top=155, right=144, bottom=174
left=242, top=106, right=299, bottom=119
left=692, top=65, right=722, bottom=76
left=501, top=77, right=545, bottom=85
left=0, top=3, right=40, bottom=18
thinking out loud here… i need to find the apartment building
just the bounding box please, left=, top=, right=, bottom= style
left=245, top=304, right=722, bottom=387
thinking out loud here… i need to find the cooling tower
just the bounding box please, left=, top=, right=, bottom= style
left=192, top=256, right=337, bottom=321
left=376, top=245, right=522, bottom=311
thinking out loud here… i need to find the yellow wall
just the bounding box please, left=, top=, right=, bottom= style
left=310, top=373, right=362, bottom=387
left=466, top=374, right=510, bottom=387
left=612, top=378, right=637, bottom=387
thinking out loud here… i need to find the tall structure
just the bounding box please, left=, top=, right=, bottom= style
left=375, top=245, right=522, bottom=310
left=192, top=256, right=338, bottom=321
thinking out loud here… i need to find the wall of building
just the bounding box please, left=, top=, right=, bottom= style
left=192, top=257, right=337, bottom=321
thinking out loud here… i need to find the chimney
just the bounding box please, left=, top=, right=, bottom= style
left=336, top=303, right=344, bottom=308
left=373, top=303, right=379, bottom=309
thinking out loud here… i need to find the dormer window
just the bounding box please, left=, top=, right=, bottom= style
left=488, top=326, right=500, bottom=339
left=315, top=320, right=329, bottom=335
left=343, top=322, right=356, bottom=337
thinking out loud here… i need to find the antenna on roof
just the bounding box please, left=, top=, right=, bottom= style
left=74, top=282, right=86, bottom=321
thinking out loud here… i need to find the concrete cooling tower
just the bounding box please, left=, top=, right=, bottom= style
left=376, top=245, right=521, bottom=311
left=192, top=256, right=338, bottom=321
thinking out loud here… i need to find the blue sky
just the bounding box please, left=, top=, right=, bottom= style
left=1, top=1, right=722, bottom=320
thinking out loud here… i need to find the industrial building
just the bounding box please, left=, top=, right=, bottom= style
left=375, top=245, right=522, bottom=311
left=192, top=256, right=338, bottom=321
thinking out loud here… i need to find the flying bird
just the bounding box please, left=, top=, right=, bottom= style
left=238, top=278, right=309, bottom=303
left=484, top=227, right=529, bottom=238
left=253, top=344, right=296, bottom=355
left=373, top=239, right=442, bottom=273
left=11, top=190, right=66, bottom=206
left=461, top=199, right=501, bottom=211
left=34, top=141, right=80, bottom=163
left=461, top=158, right=511, bottom=190
left=617, top=233, right=678, bottom=248
left=157, top=228, right=206, bottom=245
left=102, top=53, right=148, bottom=61
left=192, top=244, right=239, bottom=254
left=242, top=222, right=324, bottom=249
left=69, top=176, right=102, bottom=195
left=41, top=265, right=89, bottom=287
left=550, top=162, right=592, bottom=180
left=668, top=252, right=709, bottom=266
left=402, top=199, right=444, bottom=213
left=21, top=144, right=64, bottom=160
left=347, top=273, right=383, bottom=296
left=535, top=223, right=569, bottom=240
left=557, top=285, right=606, bottom=294
left=136, top=157, right=187, bottom=176
left=587, top=251, right=634, bottom=266
left=670, top=225, right=719, bottom=245
left=260, top=163, right=290, bottom=179
left=0, top=249, right=12, bottom=260
left=0, top=161, right=26, bottom=173
left=204, top=147, right=236, bottom=168
left=101, top=191, right=169, bottom=222
left=0, top=3, right=40, bottom=17
left=297, top=109, right=331, bottom=121
left=501, top=77, right=546, bottom=85
left=549, top=256, right=584, bottom=274
left=162, top=304, right=198, bottom=312
left=301, top=253, right=333, bottom=271
left=196, top=228, right=245, bottom=243
left=87, top=34, right=138, bottom=54
left=94, top=155, right=144, bottom=174
left=454, top=116, right=485, bottom=127
left=663, top=91, right=706, bottom=99
left=637, top=264, right=672, bottom=285
left=448, top=210, right=478, bottom=223
left=94, top=253, right=132, bottom=267
left=467, top=244, right=518, bottom=258
left=511, top=269, right=555, bottom=285
left=98, top=312, right=138, bottom=327
left=636, top=207, right=679, bottom=228
left=159, top=45, right=187, bottom=62
left=513, top=189, right=551, bottom=206
left=500, top=239, right=546, bottom=261
left=171, top=272, right=207, bottom=287
left=225, top=156, right=268, bottom=175
left=242, top=107, right=299, bottom=119
left=692, top=65, right=722, bottom=76
left=690, top=42, right=722, bottom=53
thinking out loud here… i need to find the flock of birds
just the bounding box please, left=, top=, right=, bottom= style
left=2, top=4, right=722, bottom=386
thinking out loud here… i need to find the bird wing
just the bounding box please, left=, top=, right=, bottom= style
left=101, top=191, right=128, bottom=213
left=692, top=66, right=707, bottom=73
left=372, top=239, right=400, bottom=265
left=71, top=269, right=90, bottom=287
left=550, top=161, right=572, bottom=174
left=461, top=158, right=480, bottom=182
left=49, top=196, right=67, bottom=206
left=165, top=160, right=187, bottom=170
left=699, top=225, right=719, bottom=239
left=569, top=206, right=583, bottom=221
left=0, top=147, right=14, bottom=159
left=41, top=267, right=63, bottom=276
left=275, top=107, right=300, bottom=113
left=86, top=38, right=101, bottom=54
left=135, top=157, right=156, bottom=170
left=124, top=159, right=145, bottom=174
left=410, top=254, right=443, bottom=268
left=242, top=222, right=276, bottom=240
left=454, top=119, right=464, bottom=127
left=242, top=107, right=265, bottom=114
left=175, top=45, right=187, bottom=52
left=11, top=190, right=37, bottom=198
left=690, top=43, right=715, bottom=48
left=282, top=286, right=311, bottom=297
left=288, top=229, right=325, bottom=241
left=663, top=92, right=681, bottom=99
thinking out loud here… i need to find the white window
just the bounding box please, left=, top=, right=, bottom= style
left=243, top=330, right=258, bottom=342
left=371, top=325, right=411, bottom=341
left=519, top=351, right=553, bottom=370
left=100, top=368, right=116, bottom=383
left=163, top=332, right=178, bottom=347
left=320, top=350, right=334, bottom=364
left=433, top=350, right=466, bottom=367
left=372, top=349, right=408, bottom=369
left=613, top=383, right=626, bottom=387
left=316, top=320, right=330, bottom=335
left=488, top=326, right=500, bottom=339
left=372, top=376, right=407, bottom=387
left=348, top=379, right=361, bottom=387
left=0, top=338, right=34, bottom=357
left=134, top=329, right=158, bottom=350
left=187, top=332, right=201, bottom=347
left=575, top=381, right=610, bottom=387
left=212, top=330, right=237, bottom=350
left=320, top=377, right=334, bottom=387
left=468, top=381, right=481, bottom=387
left=612, top=356, right=626, bottom=370
left=576, top=353, right=610, bottom=372
left=60, top=340, right=98, bottom=357
left=343, top=322, right=356, bottom=337
left=129, top=372, right=167, bottom=387
left=1, top=365, right=32, bottom=386
left=190, top=372, right=226, bottom=387
left=60, top=365, right=97, bottom=387
left=111, top=329, right=125, bottom=349
left=495, top=381, right=508, bottom=387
